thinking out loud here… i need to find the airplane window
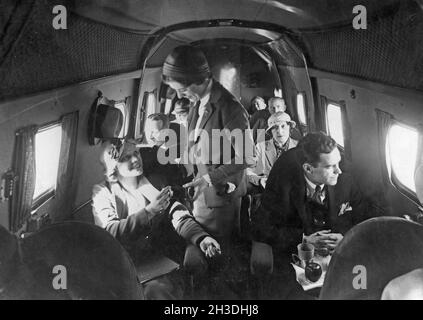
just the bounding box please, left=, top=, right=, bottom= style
left=146, top=91, right=156, bottom=117
left=219, top=65, right=237, bottom=95
left=297, top=93, right=307, bottom=125
left=114, top=101, right=128, bottom=138
left=164, top=98, right=173, bottom=115
left=33, top=124, right=62, bottom=202
left=326, top=103, right=344, bottom=147
left=274, top=88, right=283, bottom=98
left=386, top=123, right=418, bottom=193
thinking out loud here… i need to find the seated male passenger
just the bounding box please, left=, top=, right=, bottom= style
left=268, top=97, right=287, bottom=115
left=92, top=140, right=220, bottom=299
left=250, top=132, right=369, bottom=299
left=249, top=96, right=270, bottom=143
left=251, top=131, right=368, bottom=259
left=146, top=113, right=168, bottom=146
left=249, top=95, right=267, bottom=115
left=247, top=111, right=298, bottom=191
left=172, top=98, right=190, bottom=127
left=141, top=113, right=188, bottom=187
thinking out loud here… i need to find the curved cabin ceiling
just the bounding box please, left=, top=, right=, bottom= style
left=168, top=27, right=282, bottom=44
left=145, top=27, right=283, bottom=67
left=1, top=0, right=421, bottom=101
left=146, top=26, right=281, bottom=67
left=71, top=0, right=400, bottom=32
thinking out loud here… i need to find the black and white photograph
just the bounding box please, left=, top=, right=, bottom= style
left=0, top=0, right=423, bottom=304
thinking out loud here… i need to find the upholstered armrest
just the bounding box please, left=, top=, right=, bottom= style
left=250, top=240, right=273, bottom=275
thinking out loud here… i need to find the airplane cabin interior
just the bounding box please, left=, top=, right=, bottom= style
left=0, top=0, right=423, bottom=300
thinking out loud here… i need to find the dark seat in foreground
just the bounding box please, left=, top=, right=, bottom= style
left=1, top=221, right=142, bottom=299
left=320, top=216, right=423, bottom=300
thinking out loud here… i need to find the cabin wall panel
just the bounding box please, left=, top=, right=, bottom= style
left=279, top=66, right=314, bottom=127
left=316, top=78, right=423, bottom=216
left=136, top=67, right=162, bottom=140
left=0, top=77, right=138, bottom=229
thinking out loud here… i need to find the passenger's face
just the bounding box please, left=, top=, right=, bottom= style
left=271, top=122, right=290, bottom=145
left=305, top=148, right=342, bottom=186
left=176, top=112, right=188, bottom=124
left=269, top=100, right=286, bottom=114
left=166, top=80, right=207, bottom=104
left=253, top=98, right=266, bottom=111
left=147, top=119, right=165, bottom=146
left=117, top=149, right=143, bottom=177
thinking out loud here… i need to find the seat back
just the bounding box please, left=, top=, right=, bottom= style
left=19, top=221, right=142, bottom=299
left=320, top=217, right=423, bottom=299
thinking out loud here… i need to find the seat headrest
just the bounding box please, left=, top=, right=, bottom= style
left=320, top=217, right=423, bottom=300
left=88, top=103, right=123, bottom=144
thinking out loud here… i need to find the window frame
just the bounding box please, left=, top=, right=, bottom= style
left=321, top=96, right=352, bottom=160
left=114, top=98, right=130, bottom=139
left=139, top=89, right=158, bottom=138
left=385, top=119, right=421, bottom=205
left=31, top=120, right=62, bottom=211
left=325, top=101, right=344, bottom=148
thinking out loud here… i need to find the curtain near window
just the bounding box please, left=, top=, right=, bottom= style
left=52, top=111, right=79, bottom=222
left=373, top=108, right=395, bottom=217
left=9, top=125, right=37, bottom=233
left=9, top=111, right=79, bottom=233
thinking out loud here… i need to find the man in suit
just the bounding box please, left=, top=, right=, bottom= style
left=268, top=97, right=287, bottom=115
left=250, top=132, right=368, bottom=298
left=142, top=113, right=186, bottom=173
left=162, top=45, right=255, bottom=288
left=249, top=96, right=269, bottom=142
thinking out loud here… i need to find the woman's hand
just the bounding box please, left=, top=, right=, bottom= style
left=146, top=186, right=173, bottom=214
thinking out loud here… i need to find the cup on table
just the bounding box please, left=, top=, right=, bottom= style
left=292, top=243, right=315, bottom=268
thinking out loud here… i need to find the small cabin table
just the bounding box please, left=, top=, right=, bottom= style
left=291, top=254, right=332, bottom=292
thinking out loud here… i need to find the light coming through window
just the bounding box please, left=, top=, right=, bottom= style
left=33, top=124, right=62, bottom=200
left=327, top=103, right=344, bottom=147
left=386, top=123, right=418, bottom=193
left=297, top=93, right=307, bottom=125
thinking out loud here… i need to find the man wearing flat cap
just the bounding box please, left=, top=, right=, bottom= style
left=247, top=111, right=298, bottom=190
left=162, top=45, right=255, bottom=282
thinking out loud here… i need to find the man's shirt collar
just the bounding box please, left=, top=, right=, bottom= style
left=198, top=79, right=213, bottom=110
left=304, top=174, right=325, bottom=198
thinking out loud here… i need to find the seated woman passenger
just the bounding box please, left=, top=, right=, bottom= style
left=92, top=140, right=221, bottom=299
left=247, top=111, right=298, bottom=191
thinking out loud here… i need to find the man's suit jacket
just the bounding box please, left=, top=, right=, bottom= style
left=247, top=138, right=298, bottom=186
left=251, top=147, right=368, bottom=254
left=249, top=109, right=270, bottom=142
left=186, top=80, right=254, bottom=204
